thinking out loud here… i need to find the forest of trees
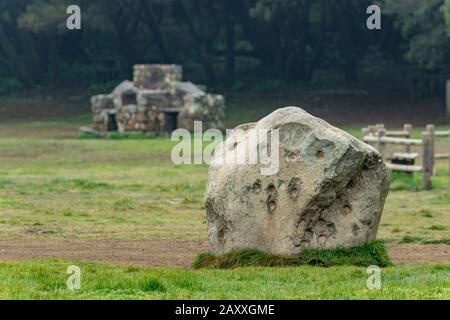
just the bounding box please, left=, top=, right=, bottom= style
left=0, top=0, right=450, bottom=93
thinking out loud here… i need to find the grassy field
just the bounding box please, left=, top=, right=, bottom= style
left=0, top=117, right=449, bottom=299
left=0, top=120, right=448, bottom=243
left=0, top=260, right=448, bottom=299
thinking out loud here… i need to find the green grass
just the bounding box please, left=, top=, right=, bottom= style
left=192, top=241, right=392, bottom=269
left=0, top=260, right=448, bottom=299
left=422, top=239, right=450, bottom=245
left=0, top=133, right=208, bottom=239
left=390, top=172, right=423, bottom=192
left=400, top=236, right=450, bottom=245
left=401, top=236, right=426, bottom=244
left=77, top=131, right=158, bottom=140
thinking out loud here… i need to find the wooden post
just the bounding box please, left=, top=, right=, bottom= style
left=404, top=124, right=413, bottom=153
left=446, top=80, right=450, bottom=124
left=422, top=132, right=433, bottom=190
left=426, top=124, right=436, bottom=175
left=377, top=128, right=386, bottom=160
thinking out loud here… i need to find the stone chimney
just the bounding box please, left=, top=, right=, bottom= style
left=133, top=64, right=182, bottom=90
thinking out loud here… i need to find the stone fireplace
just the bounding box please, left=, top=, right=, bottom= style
left=87, top=64, right=225, bottom=135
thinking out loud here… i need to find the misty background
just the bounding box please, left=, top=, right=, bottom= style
left=1, top=0, right=449, bottom=125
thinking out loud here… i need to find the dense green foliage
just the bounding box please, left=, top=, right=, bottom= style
left=1, top=0, right=450, bottom=92
left=192, top=241, right=392, bottom=269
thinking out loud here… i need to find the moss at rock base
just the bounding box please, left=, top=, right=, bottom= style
left=192, top=241, right=392, bottom=269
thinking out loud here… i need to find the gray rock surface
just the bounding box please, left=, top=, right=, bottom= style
left=91, top=94, right=114, bottom=114
left=174, top=81, right=205, bottom=96
left=91, top=94, right=114, bottom=132
left=111, top=80, right=137, bottom=108
left=205, top=107, right=390, bottom=256
left=133, top=64, right=182, bottom=90
left=178, top=93, right=225, bottom=131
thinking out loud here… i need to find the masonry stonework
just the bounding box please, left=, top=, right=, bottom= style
left=87, top=64, right=225, bottom=135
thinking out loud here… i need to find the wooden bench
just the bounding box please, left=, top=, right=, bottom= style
left=387, top=152, right=419, bottom=175
left=388, top=152, right=419, bottom=162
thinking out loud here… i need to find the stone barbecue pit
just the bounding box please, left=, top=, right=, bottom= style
left=84, top=64, right=226, bottom=135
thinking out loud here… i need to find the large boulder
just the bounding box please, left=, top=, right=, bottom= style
left=205, top=107, right=390, bottom=256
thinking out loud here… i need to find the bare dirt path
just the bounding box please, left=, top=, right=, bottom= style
left=386, top=243, right=450, bottom=265
left=0, top=239, right=209, bottom=268
left=0, top=240, right=448, bottom=268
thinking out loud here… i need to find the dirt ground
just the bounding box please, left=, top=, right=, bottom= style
left=0, top=239, right=448, bottom=268
left=386, top=243, right=450, bottom=265
left=0, top=239, right=208, bottom=268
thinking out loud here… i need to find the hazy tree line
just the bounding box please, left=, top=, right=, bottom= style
left=0, top=0, right=450, bottom=92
